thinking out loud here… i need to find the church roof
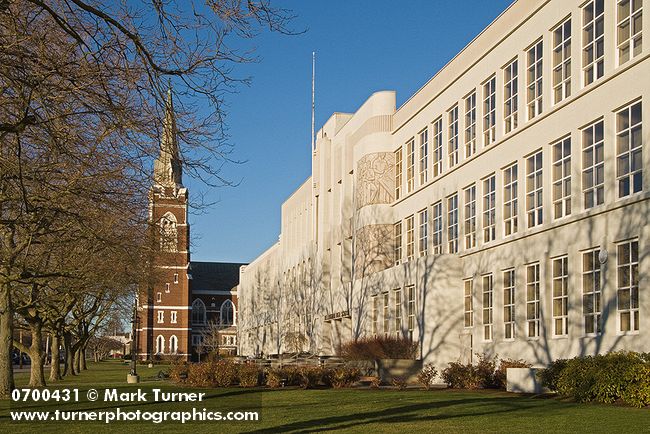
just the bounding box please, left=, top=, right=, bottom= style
left=190, top=261, right=246, bottom=292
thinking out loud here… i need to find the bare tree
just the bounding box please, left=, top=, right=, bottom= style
left=0, top=0, right=298, bottom=397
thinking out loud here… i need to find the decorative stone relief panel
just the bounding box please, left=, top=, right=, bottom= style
left=354, top=224, right=394, bottom=276
left=355, top=152, right=394, bottom=210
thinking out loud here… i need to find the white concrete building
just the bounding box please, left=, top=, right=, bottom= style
left=238, top=0, right=649, bottom=367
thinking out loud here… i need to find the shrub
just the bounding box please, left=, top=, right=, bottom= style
left=441, top=354, right=500, bottom=390
left=168, top=361, right=189, bottom=384
left=238, top=363, right=261, bottom=387
left=283, top=366, right=302, bottom=386
left=557, top=355, right=599, bottom=403
left=331, top=366, right=361, bottom=388
left=338, top=336, right=418, bottom=361
left=297, top=366, right=325, bottom=389
left=546, top=352, right=650, bottom=408
left=475, top=353, right=497, bottom=388
left=417, top=364, right=438, bottom=389
left=187, top=362, right=215, bottom=387
left=265, top=368, right=284, bottom=388
left=537, top=358, right=568, bottom=392
left=620, top=363, right=650, bottom=408
left=369, top=376, right=381, bottom=389
left=441, top=361, right=482, bottom=389
left=212, top=359, right=238, bottom=387
left=494, top=358, right=532, bottom=390
left=321, top=367, right=334, bottom=387
left=392, top=376, right=407, bottom=390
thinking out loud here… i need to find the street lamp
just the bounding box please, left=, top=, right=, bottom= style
left=127, top=300, right=140, bottom=383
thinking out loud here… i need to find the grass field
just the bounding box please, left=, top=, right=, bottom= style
left=0, top=361, right=648, bottom=433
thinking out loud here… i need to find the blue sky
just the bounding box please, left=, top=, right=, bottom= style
left=186, top=0, right=514, bottom=263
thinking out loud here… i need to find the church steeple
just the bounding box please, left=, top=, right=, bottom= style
left=153, top=88, right=183, bottom=190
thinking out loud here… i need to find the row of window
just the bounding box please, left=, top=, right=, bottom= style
left=464, top=239, right=639, bottom=341
left=157, top=310, right=178, bottom=324
left=394, top=0, right=644, bottom=201
left=393, top=100, right=643, bottom=261
left=190, top=334, right=237, bottom=347
left=155, top=335, right=178, bottom=354
left=371, top=285, right=416, bottom=337
left=190, top=298, right=236, bottom=326
left=155, top=300, right=236, bottom=326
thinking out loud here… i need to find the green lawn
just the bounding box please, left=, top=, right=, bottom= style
left=0, top=361, right=648, bottom=433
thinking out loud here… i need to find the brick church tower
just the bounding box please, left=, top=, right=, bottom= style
left=136, top=90, right=191, bottom=360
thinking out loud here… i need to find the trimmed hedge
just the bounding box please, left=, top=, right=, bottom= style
left=263, top=365, right=360, bottom=389
left=538, top=352, right=650, bottom=408
left=338, top=336, right=418, bottom=360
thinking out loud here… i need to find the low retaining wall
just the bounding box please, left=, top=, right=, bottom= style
left=506, top=367, right=550, bottom=394
left=376, top=359, right=422, bottom=384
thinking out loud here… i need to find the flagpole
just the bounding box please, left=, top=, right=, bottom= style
left=311, top=51, right=315, bottom=152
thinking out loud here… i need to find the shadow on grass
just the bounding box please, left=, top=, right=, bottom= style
left=245, top=394, right=537, bottom=433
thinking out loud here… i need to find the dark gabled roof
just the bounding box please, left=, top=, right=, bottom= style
left=190, top=261, right=247, bottom=292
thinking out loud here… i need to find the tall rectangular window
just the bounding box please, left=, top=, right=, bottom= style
left=394, top=288, right=402, bottom=334
left=617, top=240, right=639, bottom=332
left=503, top=269, right=516, bottom=340
left=447, top=193, right=459, bottom=254
left=171, top=311, right=178, bottom=324
left=419, top=128, right=429, bottom=185
left=503, top=163, right=518, bottom=236
left=464, top=279, right=474, bottom=328
left=157, top=310, right=164, bottom=324
left=394, top=221, right=402, bottom=266
left=483, top=175, right=496, bottom=243
left=464, top=185, right=476, bottom=249
left=582, top=120, right=605, bottom=208
left=465, top=92, right=477, bottom=157
left=483, top=274, right=493, bottom=341
left=583, top=249, right=602, bottom=335
left=432, top=201, right=443, bottom=254
left=552, top=136, right=572, bottom=219
left=618, top=0, right=643, bottom=64
left=616, top=101, right=643, bottom=197
left=394, top=147, right=402, bottom=200
left=383, top=292, right=390, bottom=337
left=448, top=105, right=460, bottom=167
left=418, top=208, right=428, bottom=257
left=504, top=59, right=519, bottom=133
left=583, top=0, right=605, bottom=85
left=433, top=117, right=443, bottom=177
left=526, top=263, right=541, bottom=338
left=552, top=256, right=569, bottom=336
left=407, top=139, right=415, bottom=192
left=553, top=19, right=572, bottom=104
left=483, top=75, right=496, bottom=146
left=372, top=295, right=379, bottom=335
left=406, top=215, right=415, bottom=262
left=526, top=151, right=544, bottom=228
left=407, top=285, right=416, bottom=337
left=527, top=40, right=543, bottom=119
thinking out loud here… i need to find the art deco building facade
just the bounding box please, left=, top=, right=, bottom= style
left=238, top=0, right=649, bottom=367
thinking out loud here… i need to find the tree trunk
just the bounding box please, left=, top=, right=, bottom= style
left=49, top=334, right=62, bottom=381
left=80, top=344, right=87, bottom=370
left=0, top=284, right=14, bottom=398
left=73, top=348, right=80, bottom=374
left=64, top=333, right=75, bottom=376
left=28, top=321, right=46, bottom=387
